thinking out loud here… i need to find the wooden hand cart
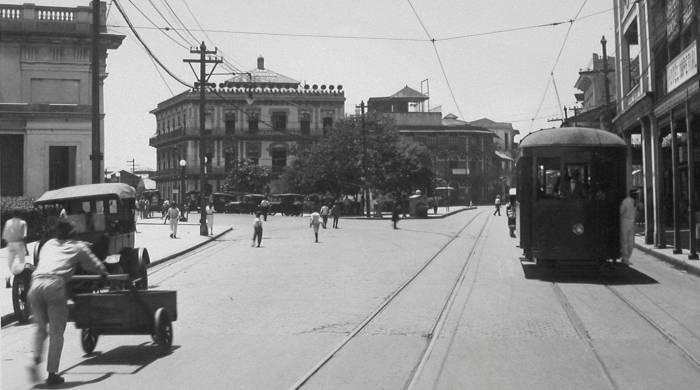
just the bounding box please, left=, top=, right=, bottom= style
left=70, top=274, right=177, bottom=353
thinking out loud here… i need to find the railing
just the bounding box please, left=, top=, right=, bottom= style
left=0, top=3, right=99, bottom=33
left=149, top=128, right=185, bottom=146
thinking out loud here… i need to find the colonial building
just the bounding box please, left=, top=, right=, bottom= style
left=562, top=49, right=617, bottom=129
left=149, top=56, right=345, bottom=202
left=0, top=2, right=123, bottom=198
left=467, top=118, right=519, bottom=193
left=368, top=86, right=498, bottom=203
left=612, top=0, right=700, bottom=257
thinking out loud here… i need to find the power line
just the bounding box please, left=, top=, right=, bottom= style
left=144, top=0, right=195, bottom=47
left=105, top=7, right=613, bottom=43
left=406, top=0, right=464, bottom=119
left=530, top=0, right=589, bottom=131
left=123, top=0, right=189, bottom=49
left=178, top=0, right=242, bottom=72
left=160, top=0, right=200, bottom=44
left=113, top=0, right=192, bottom=88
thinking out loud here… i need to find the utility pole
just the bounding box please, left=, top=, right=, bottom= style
left=356, top=100, right=370, bottom=218
left=126, top=158, right=135, bottom=175
left=90, top=0, right=102, bottom=183
left=184, top=42, right=222, bottom=235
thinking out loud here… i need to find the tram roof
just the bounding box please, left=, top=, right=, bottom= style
left=519, top=127, right=625, bottom=148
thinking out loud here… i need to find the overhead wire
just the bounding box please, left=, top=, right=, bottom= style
left=124, top=0, right=190, bottom=50
left=159, top=0, right=200, bottom=44
left=529, top=0, right=589, bottom=132
left=113, top=0, right=192, bottom=88
left=143, top=0, right=196, bottom=47
left=105, top=7, right=613, bottom=43
left=406, top=0, right=464, bottom=119
left=177, top=0, right=243, bottom=73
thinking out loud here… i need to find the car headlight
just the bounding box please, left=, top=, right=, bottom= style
left=572, top=223, right=584, bottom=235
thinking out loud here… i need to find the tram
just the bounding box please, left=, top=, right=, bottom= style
left=516, top=127, right=628, bottom=267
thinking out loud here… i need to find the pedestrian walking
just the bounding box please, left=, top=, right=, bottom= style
left=331, top=203, right=341, bottom=228
left=319, top=204, right=330, bottom=228
left=391, top=205, right=401, bottom=229
left=310, top=211, right=322, bottom=242
left=493, top=194, right=502, bottom=216
left=260, top=198, right=271, bottom=221
left=167, top=203, right=180, bottom=238
left=2, top=209, right=30, bottom=287
left=205, top=203, right=214, bottom=235
left=620, top=190, right=637, bottom=265
left=252, top=213, right=263, bottom=247
left=27, top=219, right=108, bottom=386
left=162, top=199, right=170, bottom=223
left=506, top=199, right=517, bottom=237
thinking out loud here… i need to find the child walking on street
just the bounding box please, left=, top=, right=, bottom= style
left=310, top=211, right=322, bottom=242
left=252, top=213, right=263, bottom=247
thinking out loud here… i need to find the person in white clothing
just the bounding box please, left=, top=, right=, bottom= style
left=2, top=209, right=29, bottom=282
left=620, top=190, right=637, bottom=265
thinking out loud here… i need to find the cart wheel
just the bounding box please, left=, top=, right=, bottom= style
left=81, top=329, right=99, bottom=354
left=153, top=308, right=173, bottom=351
left=12, top=269, right=31, bottom=324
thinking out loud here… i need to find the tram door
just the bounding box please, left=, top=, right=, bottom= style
left=517, top=157, right=532, bottom=258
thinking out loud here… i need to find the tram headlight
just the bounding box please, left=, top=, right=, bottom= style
left=572, top=223, right=584, bottom=235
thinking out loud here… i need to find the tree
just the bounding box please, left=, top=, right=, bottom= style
left=283, top=113, right=433, bottom=200
left=222, top=159, right=271, bottom=194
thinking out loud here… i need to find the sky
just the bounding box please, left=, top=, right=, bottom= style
left=37, top=0, right=615, bottom=172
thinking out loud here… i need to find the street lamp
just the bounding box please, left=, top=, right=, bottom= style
left=179, top=159, right=187, bottom=210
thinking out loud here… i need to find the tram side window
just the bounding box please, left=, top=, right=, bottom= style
left=536, top=158, right=561, bottom=199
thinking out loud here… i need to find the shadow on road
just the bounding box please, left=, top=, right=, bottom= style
left=48, top=343, right=181, bottom=388
left=520, top=258, right=658, bottom=285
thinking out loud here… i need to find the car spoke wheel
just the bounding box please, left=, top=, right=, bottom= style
left=153, top=308, right=173, bottom=352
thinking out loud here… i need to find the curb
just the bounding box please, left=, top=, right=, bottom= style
left=635, top=243, right=700, bottom=277
left=1, top=227, right=233, bottom=327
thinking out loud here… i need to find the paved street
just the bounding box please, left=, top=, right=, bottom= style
left=2, top=210, right=700, bottom=389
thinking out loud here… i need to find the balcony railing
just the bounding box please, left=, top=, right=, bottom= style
left=0, top=3, right=103, bottom=34
left=149, top=128, right=184, bottom=146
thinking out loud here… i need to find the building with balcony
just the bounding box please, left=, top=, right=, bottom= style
left=613, top=0, right=700, bottom=255
left=562, top=49, right=617, bottom=129
left=0, top=2, right=124, bottom=198
left=149, top=56, right=345, bottom=202
left=467, top=118, right=519, bottom=194
left=368, top=86, right=499, bottom=204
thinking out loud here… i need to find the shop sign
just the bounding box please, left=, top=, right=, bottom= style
left=623, top=84, right=643, bottom=110
left=667, top=42, right=697, bottom=93
left=452, top=168, right=467, bottom=175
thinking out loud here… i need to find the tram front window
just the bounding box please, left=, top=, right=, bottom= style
left=536, top=158, right=561, bottom=199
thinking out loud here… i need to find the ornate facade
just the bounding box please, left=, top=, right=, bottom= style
left=149, top=57, right=345, bottom=202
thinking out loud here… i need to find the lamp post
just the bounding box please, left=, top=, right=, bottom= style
left=179, top=159, right=187, bottom=210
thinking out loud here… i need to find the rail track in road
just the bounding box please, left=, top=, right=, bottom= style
left=550, top=272, right=700, bottom=390
left=290, top=210, right=491, bottom=390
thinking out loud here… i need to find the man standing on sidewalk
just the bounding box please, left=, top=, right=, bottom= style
left=27, top=219, right=108, bottom=386
left=620, top=190, right=637, bottom=265
left=252, top=213, right=263, bottom=247
left=2, top=209, right=29, bottom=287
left=331, top=203, right=341, bottom=229
left=168, top=203, right=180, bottom=239
left=205, top=203, right=214, bottom=235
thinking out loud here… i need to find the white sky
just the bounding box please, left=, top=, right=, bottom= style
left=35, top=0, right=615, bottom=171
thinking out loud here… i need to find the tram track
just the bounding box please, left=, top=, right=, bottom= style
left=289, top=210, right=490, bottom=390
left=550, top=271, right=700, bottom=390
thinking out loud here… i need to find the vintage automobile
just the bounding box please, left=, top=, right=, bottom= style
left=9, top=183, right=153, bottom=324
left=224, top=193, right=266, bottom=214
left=272, top=193, right=305, bottom=216
left=20, top=183, right=176, bottom=352
left=212, top=192, right=242, bottom=213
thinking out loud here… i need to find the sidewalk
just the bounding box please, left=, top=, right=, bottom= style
left=0, top=217, right=231, bottom=325
left=634, top=234, right=700, bottom=277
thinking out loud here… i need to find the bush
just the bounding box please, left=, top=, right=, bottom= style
left=1, top=197, right=44, bottom=246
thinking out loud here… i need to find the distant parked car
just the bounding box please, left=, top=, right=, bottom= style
left=225, top=194, right=266, bottom=214
left=212, top=192, right=241, bottom=213
left=272, top=193, right=305, bottom=216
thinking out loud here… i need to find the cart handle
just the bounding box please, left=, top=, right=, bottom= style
left=70, top=274, right=129, bottom=281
